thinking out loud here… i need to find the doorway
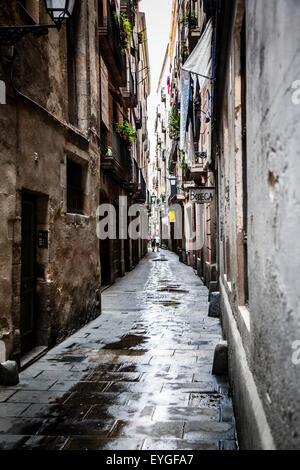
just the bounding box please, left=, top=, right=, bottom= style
left=99, top=191, right=112, bottom=286
left=21, top=193, right=37, bottom=354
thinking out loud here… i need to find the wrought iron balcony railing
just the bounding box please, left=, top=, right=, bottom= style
left=99, top=0, right=127, bottom=88
left=101, top=131, right=132, bottom=184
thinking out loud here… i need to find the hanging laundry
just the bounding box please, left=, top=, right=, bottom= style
left=179, top=70, right=190, bottom=150
left=186, top=75, right=194, bottom=132
left=206, top=89, right=211, bottom=123
left=167, top=76, right=171, bottom=94
left=193, top=79, right=201, bottom=142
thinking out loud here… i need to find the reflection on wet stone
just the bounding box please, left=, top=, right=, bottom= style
left=0, top=251, right=237, bottom=450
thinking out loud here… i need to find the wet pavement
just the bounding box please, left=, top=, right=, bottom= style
left=0, top=250, right=237, bottom=450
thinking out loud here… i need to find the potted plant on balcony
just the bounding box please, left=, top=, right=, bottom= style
left=119, top=12, right=132, bottom=51
left=168, top=105, right=180, bottom=140
left=138, top=31, right=146, bottom=45
left=182, top=44, right=189, bottom=61
left=115, top=120, right=137, bottom=144
left=181, top=10, right=197, bottom=28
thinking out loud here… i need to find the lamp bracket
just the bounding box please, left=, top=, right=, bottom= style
left=0, top=24, right=59, bottom=46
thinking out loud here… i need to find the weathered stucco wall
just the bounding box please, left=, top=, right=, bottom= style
left=0, top=1, right=101, bottom=359
left=216, top=0, right=300, bottom=449
left=246, top=0, right=300, bottom=450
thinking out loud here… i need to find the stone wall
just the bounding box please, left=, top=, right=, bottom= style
left=245, top=0, right=300, bottom=450
left=216, top=0, right=300, bottom=450
left=0, top=1, right=101, bottom=359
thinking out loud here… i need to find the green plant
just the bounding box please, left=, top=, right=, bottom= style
left=138, top=31, right=146, bottom=45
left=119, top=12, right=132, bottom=51
left=182, top=44, right=190, bottom=60
left=168, top=105, right=180, bottom=140
left=115, top=120, right=137, bottom=143
left=180, top=8, right=197, bottom=27
left=178, top=150, right=186, bottom=168
left=177, top=180, right=183, bottom=191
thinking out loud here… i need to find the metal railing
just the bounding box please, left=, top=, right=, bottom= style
left=132, top=159, right=139, bottom=184
left=100, top=0, right=126, bottom=74
left=129, top=69, right=136, bottom=97
left=139, top=169, right=147, bottom=200
left=111, top=130, right=132, bottom=174
left=67, top=186, right=84, bottom=214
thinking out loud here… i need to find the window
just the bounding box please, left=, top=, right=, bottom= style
left=67, top=159, right=84, bottom=214
left=113, top=100, right=119, bottom=124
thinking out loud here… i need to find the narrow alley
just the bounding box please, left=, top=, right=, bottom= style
left=1, top=0, right=299, bottom=454
left=0, top=250, right=236, bottom=450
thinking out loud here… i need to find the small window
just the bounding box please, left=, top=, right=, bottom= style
left=113, top=101, right=119, bottom=124
left=67, top=159, right=84, bottom=214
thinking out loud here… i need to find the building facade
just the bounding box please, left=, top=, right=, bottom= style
left=0, top=0, right=150, bottom=365
left=152, top=0, right=300, bottom=450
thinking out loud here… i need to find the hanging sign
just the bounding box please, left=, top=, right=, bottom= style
left=189, top=188, right=215, bottom=204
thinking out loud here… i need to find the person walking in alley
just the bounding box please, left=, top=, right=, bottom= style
left=151, top=237, right=156, bottom=252
left=155, top=235, right=160, bottom=252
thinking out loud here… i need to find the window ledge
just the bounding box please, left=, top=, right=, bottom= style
left=65, top=212, right=90, bottom=219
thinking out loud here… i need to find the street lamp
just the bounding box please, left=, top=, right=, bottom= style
left=169, top=174, right=177, bottom=187
left=0, top=0, right=76, bottom=46
left=44, top=0, right=76, bottom=22
left=195, top=151, right=207, bottom=162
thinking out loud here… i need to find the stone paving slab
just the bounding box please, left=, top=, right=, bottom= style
left=0, top=250, right=237, bottom=450
left=64, top=437, right=144, bottom=450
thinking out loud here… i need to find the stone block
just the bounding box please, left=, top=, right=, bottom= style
left=212, top=341, right=228, bottom=376
left=208, top=292, right=220, bottom=318
left=208, top=281, right=219, bottom=301
left=0, top=360, right=19, bottom=386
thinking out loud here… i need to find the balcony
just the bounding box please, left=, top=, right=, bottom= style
left=168, top=181, right=185, bottom=205
left=189, top=27, right=201, bottom=53
left=135, top=169, right=147, bottom=203
left=125, top=159, right=139, bottom=192
left=99, top=0, right=127, bottom=88
left=142, top=116, right=147, bottom=141
left=186, top=163, right=208, bottom=183
left=168, top=140, right=178, bottom=172
left=161, top=89, right=166, bottom=103
left=120, top=0, right=136, bottom=26
left=135, top=102, right=142, bottom=129
left=101, top=131, right=132, bottom=184
left=122, top=68, right=138, bottom=108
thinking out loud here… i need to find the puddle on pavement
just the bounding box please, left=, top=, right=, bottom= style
left=153, top=300, right=181, bottom=307
left=157, top=287, right=189, bottom=294
left=49, top=355, right=87, bottom=363
left=103, top=334, right=149, bottom=350
left=66, top=343, right=78, bottom=349
left=189, top=393, right=223, bottom=408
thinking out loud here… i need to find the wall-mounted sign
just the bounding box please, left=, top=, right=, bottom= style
left=169, top=211, right=175, bottom=223
left=38, top=230, right=48, bottom=249
left=189, top=188, right=215, bottom=204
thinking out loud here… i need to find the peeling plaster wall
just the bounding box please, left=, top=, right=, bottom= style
left=216, top=0, right=300, bottom=449
left=0, top=1, right=101, bottom=358
left=246, top=0, right=300, bottom=450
